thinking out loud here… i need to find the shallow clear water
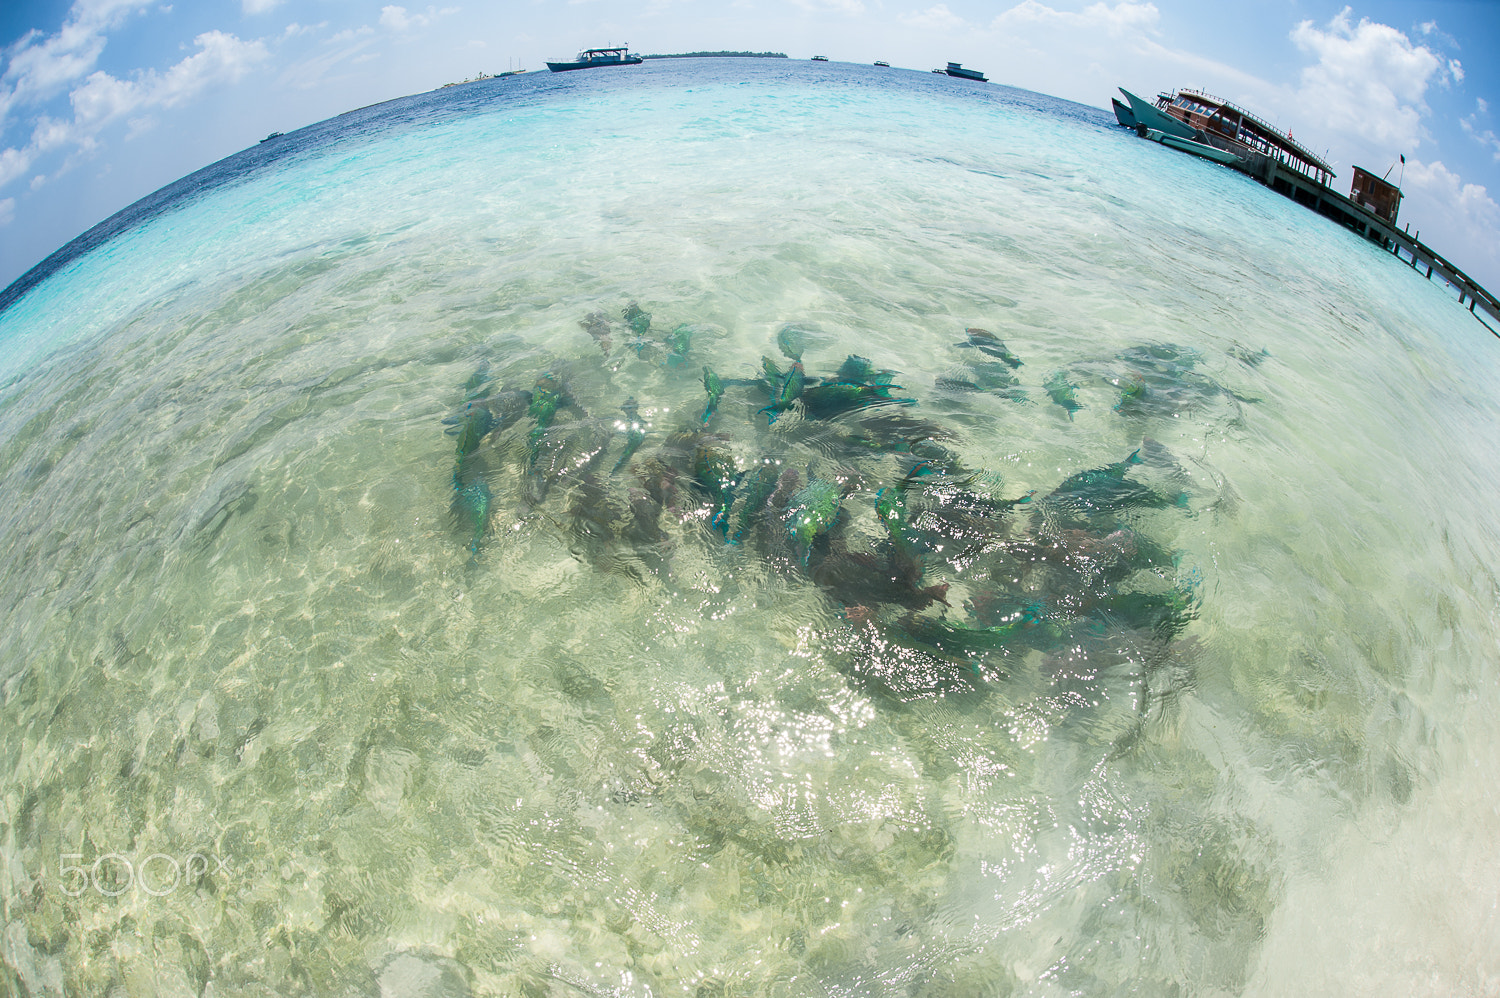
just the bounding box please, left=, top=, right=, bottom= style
left=1, top=59, right=1498, bottom=997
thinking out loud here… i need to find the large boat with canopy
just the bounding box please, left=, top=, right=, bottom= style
left=546, top=47, right=644, bottom=72
left=1115, top=87, right=1335, bottom=185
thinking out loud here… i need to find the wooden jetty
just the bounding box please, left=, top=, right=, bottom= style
left=1242, top=151, right=1498, bottom=334
left=1119, top=87, right=1498, bottom=336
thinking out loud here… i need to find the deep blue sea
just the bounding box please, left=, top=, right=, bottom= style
left=2, top=58, right=1498, bottom=997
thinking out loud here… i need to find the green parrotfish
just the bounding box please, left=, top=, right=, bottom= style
left=613, top=398, right=647, bottom=474
left=1043, top=370, right=1082, bottom=419
left=701, top=366, right=724, bottom=424
left=758, top=362, right=806, bottom=424
left=784, top=477, right=843, bottom=565
left=776, top=324, right=808, bottom=363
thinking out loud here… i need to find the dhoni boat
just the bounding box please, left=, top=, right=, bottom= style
left=546, top=46, right=644, bottom=72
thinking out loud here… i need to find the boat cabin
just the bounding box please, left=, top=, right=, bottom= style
left=1154, top=89, right=1335, bottom=186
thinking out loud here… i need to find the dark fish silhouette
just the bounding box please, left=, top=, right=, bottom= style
left=1043, top=370, right=1082, bottom=418
left=700, top=367, right=724, bottom=424
left=758, top=362, right=806, bottom=424
left=580, top=310, right=613, bottom=355
left=957, top=328, right=1023, bottom=368
left=777, top=324, right=808, bottom=363
left=623, top=302, right=652, bottom=336
left=452, top=477, right=492, bottom=557
left=784, top=477, right=844, bottom=565
left=612, top=398, right=647, bottom=474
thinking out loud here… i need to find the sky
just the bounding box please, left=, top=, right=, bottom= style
left=1, top=0, right=1497, bottom=296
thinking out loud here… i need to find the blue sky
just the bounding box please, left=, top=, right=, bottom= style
left=2, top=0, right=1497, bottom=294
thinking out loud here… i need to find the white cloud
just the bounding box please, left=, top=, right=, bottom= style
left=788, top=0, right=866, bottom=14
left=280, top=28, right=377, bottom=90
left=380, top=6, right=429, bottom=31
left=1478, top=97, right=1489, bottom=115
left=900, top=4, right=965, bottom=31
left=1460, top=117, right=1500, bottom=163
left=0, top=30, right=267, bottom=193
left=0, top=146, right=33, bottom=188
left=282, top=22, right=323, bottom=38
left=242, top=0, right=283, bottom=13
left=1404, top=159, right=1499, bottom=223
left=1447, top=59, right=1462, bottom=85
left=993, top=0, right=1159, bottom=37
left=0, top=0, right=145, bottom=127
left=0, top=196, right=13, bottom=225
left=1289, top=8, right=1447, bottom=151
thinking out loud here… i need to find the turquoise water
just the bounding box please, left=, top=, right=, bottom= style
left=1, top=59, right=1498, bottom=996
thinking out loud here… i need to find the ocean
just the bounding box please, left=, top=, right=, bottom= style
left=1, top=58, right=1497, bottom=997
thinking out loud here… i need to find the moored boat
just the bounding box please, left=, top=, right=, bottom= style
left=1120, top=87, right=1335, bottom=185
left=546, top=47, right=644, bottom=72
left=1141, top=128, right=1241, bottom=165
left=944, top=62, right=987, bottom=82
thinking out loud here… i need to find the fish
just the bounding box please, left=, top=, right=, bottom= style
left=958, top=328, right=1023, bottom=369
left=799, top=382, right=915, bottom=421
left=1041, top=449, right=1176, bottom=517
left=757, top=362, right=806, bottom=424
left=449, top=401, right=499, bottom=469
left=462, top=362, right=492, bottom=400
left=1043, top=370, right=1082, bottom=419
left=887, top=604, right=1060, bottom=666
left=526, top=374, right=570, bottom=467
left=665, top=324, right=693, bottom=369
left=875, top=486, right=922, bottom=571
left=721, top=461, right=781, bottom=544
left=452, top=476, right=492, bottom=556
left=835, top=354, right=897, bottom=385
left=443, top=389, right=532, bottom=439
left=811, top=551, right=950, bottom=611
left=691, top=443, right=738, bottom=524
left=580, top=310, right=613, bottom=355
left=1114, top=371, right=1148, bottom=411
left=759, top=355, right=785, bottom=395
left=1097, top=582, right=1198, bottom=639
left=776, top=324, right=808, bottom=363
left=612, top=398, right=647, bottom=474
left=700, top=366, right=724, bottom=424
left=783, top=477, right=844, bottom=565
left=526, top=421, right=614, bottom=506
left=935, top=360, right=1019, bottom=393
left=623, top=302, right=652, bottom=337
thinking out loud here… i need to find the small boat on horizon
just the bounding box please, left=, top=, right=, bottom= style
left=811, top=55, right=829, bottom=62
left=260, top=132, right=284, bottom=143
left=546, top=47, right=643, bottom=72
left=874, top=61, right=890, bottom=67
left=944, top=62, right=987, bottom=82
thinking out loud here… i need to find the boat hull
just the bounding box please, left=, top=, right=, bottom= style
left=546, top=56, right=643, bottom=72
left=1111, top=98, right=1136, bottom=129
left=944, top=63, right=987, bottom=82
left=1119, top=88, right=1195, bottom=141
left=1142, top=128, right=1241, bottom=166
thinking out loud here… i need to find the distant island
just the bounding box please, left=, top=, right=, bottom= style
left=642, top=51, right=788, bottom=60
